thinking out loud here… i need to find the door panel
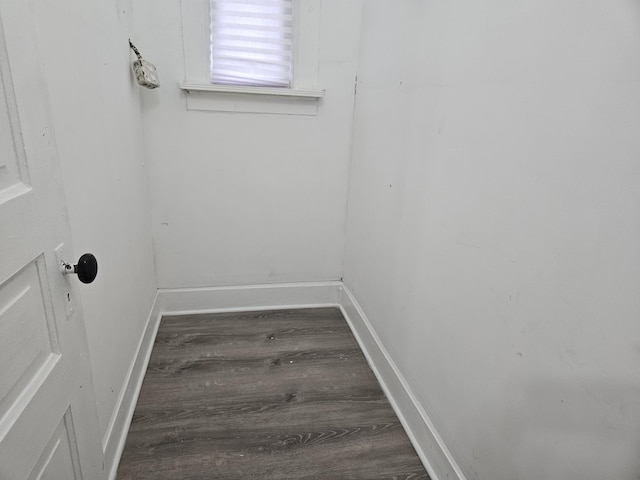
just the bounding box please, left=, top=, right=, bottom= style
left=0, top=257, right=60, bottom=409
left=0, top=18, right=29, bottom=201
left=28, top=410, right=82, bottom=480
left=0, top=0, right=105, bottom=478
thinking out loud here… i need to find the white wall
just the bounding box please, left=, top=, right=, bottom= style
left=344, top=1, right=640, bottom=479
left=133, top=0, right=362, bottom=288
left=34, top=0, right=157, bottom=446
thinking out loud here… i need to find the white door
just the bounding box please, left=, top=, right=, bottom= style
left=0, top=0, right=105, bottom=478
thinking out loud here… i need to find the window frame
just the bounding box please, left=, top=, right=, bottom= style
left=179, top=0, right=324, bottom=115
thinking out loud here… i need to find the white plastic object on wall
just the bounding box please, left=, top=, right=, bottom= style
left=129, top=40, right=159, bottom=89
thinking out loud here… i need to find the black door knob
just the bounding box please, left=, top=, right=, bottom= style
left=62, top=253, right=98, bottom=284
left=76, top=253, right=98, bottom=284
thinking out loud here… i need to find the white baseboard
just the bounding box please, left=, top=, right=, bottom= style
left=104, top=292, right=164, bottom=480
left=103, top=281, right=465, bottom=480
left=338, top=285, right=467, bottom=480
left=155, top=281, right=343, bottom=315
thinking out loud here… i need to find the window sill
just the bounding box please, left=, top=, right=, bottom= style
left=179, top=82, right=325, bottom=98
left=178, top=82, right=325, bottom=115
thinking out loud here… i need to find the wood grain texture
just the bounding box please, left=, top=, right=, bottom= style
left=116, top=308, right=429, bottom=480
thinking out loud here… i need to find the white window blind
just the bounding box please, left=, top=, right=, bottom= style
left=210, top=0, right=293, bottom=88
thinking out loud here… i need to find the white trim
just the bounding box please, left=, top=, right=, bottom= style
left=338, top=285, right=468, bottom=480
left=178, top=82, right=325, bottom=98
left=156, top=281, right=342, bottom=314
left=104, top=282, right=466, bottom=480
left=104, top=291, right=163, bottom=480
left=179, top=84, right=322, bottom=115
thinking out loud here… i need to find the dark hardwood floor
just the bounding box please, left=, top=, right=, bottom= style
left=116, top=307, right=429, bottom=480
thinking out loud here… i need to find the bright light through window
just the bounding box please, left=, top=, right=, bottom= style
left=210, top=0, right=293, bottom=87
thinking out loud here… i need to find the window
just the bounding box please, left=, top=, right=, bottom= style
left=210, top=0, right=293, bottom=88
left=180, top=0, right=323, bottom=114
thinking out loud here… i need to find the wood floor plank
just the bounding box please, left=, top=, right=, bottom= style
left=116, top=307, right=429, bottom=480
